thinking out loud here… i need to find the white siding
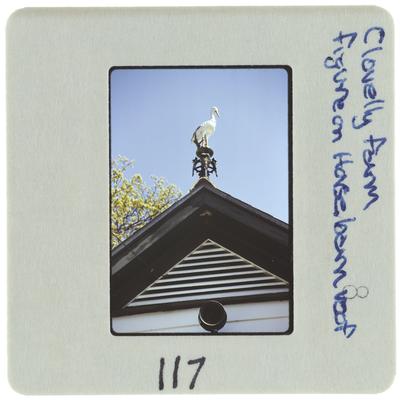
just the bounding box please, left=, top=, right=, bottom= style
left=113, top=300, right=289, bottom=333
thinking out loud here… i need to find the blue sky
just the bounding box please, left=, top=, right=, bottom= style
left=110, top=67, right=289, bottom=222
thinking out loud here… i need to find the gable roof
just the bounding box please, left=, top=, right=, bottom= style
left=111, top=178, right=291, bottom=315
left=122, top=239, right=289, bottom=315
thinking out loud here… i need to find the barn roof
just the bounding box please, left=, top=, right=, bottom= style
left=111, top=178, right=291, bottom=316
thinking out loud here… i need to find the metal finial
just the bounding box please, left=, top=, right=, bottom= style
left=192, top=146, right=218, bottom=179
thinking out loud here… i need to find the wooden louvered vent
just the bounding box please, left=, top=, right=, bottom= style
left=125, top=239, right=289, bottom=309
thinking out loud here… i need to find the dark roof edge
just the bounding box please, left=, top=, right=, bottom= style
left=210, top=184, right=288, bottom=230
left=111, top=179, right=288, bottom=258
left=111, top=183, right=204, bottom=256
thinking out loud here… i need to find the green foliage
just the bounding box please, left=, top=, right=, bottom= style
left=111, top=156, right=182, bottom=249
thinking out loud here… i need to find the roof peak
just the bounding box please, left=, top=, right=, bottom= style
left=191, top=177, right=216, bottom=191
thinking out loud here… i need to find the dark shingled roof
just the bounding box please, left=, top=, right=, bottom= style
left=111, top=178, right=291, bottom=316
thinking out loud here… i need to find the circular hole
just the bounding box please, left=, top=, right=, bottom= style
left=198, top=301, right=227, bottom=333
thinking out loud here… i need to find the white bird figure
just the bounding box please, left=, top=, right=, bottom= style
left=191, top=106, right=220, bottom=148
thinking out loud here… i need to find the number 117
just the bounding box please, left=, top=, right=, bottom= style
left=159, top=356, right=206, bottom=390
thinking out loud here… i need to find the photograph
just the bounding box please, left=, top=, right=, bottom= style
left=5, top=4, right=396, bottom=395
left=110, top=66, right=292, bottom=334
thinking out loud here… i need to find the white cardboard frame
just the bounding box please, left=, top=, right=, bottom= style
left=7, top=7, right=394, bottom=393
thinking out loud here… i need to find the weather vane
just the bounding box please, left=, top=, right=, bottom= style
left=191, top=106, right=219, bottom=179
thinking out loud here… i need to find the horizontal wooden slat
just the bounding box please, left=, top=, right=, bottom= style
left=147, top=276, right=276, bottom=291
left=167, top=264, right=257, bottom=274
left=183, top=252, right=231, bottom=261
left=127, top=288, right=289, bottom=307
left=192, top=248, right=226, bottom=255
left=156, top=270, right=269, bottom=283
left=136, top=281, right=288, bottom=299
left=125, top=239, right=289, bottom=309
left=174, top=258, right=247, bottom=268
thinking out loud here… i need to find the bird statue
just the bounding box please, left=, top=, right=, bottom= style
left=191, top=106, right=220, bottom=149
